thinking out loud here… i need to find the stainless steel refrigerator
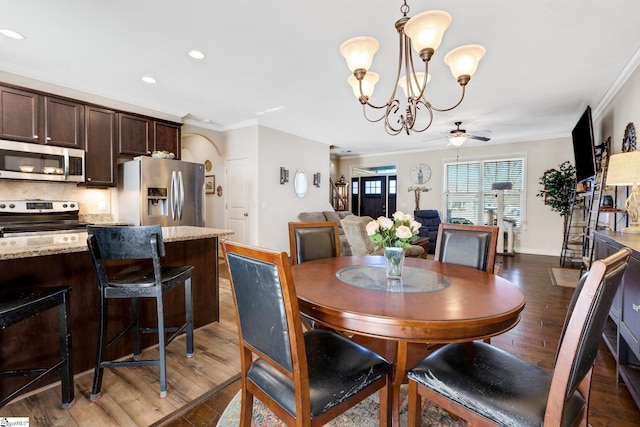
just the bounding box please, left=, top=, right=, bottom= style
left=118, top=156, right=205, bottom=227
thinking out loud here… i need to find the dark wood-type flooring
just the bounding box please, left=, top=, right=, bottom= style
left=1, top=253, right=639, bottom=426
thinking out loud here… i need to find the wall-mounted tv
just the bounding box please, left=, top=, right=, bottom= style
left=571, top=106, right=596, bottom=183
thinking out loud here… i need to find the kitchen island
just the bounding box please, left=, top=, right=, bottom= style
left=0, top=226, right=233, bottom=400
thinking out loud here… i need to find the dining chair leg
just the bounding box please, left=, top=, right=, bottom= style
left=156, top=290, right=167, bottom=398
left=407, top=379, right=421, bottom=427
left=90, top=296, right=108, bottom=402
left=132, top=297, right=141, bottom=360
left=185, top=277, right=194, bottom=357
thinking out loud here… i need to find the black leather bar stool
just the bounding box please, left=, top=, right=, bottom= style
left=0, top=286, right=74, bottom=408
left=87, top=225, right=194, bottom=400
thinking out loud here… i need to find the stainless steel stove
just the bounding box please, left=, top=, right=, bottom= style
left=0, top=200, right=89, bottom=237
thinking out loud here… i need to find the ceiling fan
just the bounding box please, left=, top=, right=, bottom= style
left=448, top=121, right=491, bottom=146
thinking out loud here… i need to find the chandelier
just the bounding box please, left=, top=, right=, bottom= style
left=339, top=0, right=485, bottom=136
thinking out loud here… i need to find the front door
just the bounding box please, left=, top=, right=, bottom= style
left=360, top=176, right=387, bottom=218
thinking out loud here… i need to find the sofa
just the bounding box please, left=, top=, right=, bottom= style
left=340, top=215, right=425, bottom=258
left=297, top=210, right=354, bottom=256
left=413, top=210, right=442, bottom=253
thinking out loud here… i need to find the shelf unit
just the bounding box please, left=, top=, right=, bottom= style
left=560, top=188, right=586, bottom=267
left=595, top=231, right=640, bottom=411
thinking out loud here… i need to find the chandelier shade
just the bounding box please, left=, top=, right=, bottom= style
left=348, top=72, right=379, bottom=99
left=444, top=44, right=486, bottom=82
left=403, top=10, right=451, bottom=55
left=339, top=0, right=485, bottom=136
left=398, top=72, right=430, bottom=98
left=339, top=36, right=379, bottom=72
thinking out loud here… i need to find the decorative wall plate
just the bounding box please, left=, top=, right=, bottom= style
left=204, top=159, right=212, bottom=171
left=623, top=122, right=636, bottom=152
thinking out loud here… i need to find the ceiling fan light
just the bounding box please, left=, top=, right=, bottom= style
left=449, top=134, right=467, bottom=146
left=348, top=72, right=379, bottom=99
left=404, top=10, right=452, bottom=54
left=340, top=37, right=379, bottom=72
left=444, top=44, right=486, bottom=81
left=398, top=72, right=431, bottom=98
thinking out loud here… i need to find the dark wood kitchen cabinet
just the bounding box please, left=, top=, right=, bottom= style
left=0, top=85, right=41, bottom=142
left=118, top=112, right=152, bottom=156
left=43, top=96, right=84, bottom=148
left=118, top=113, right=181, bottom=157
left=0, top=85, right=84, bottom=148
left=154, top=121, right=181, bottom=157
left=84, top=106, right=117, bottom=186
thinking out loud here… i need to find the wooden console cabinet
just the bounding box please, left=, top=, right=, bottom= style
left=595, top=230, right=640, bottom=410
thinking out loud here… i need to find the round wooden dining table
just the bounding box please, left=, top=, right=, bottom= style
left=291, top=255, right=525, bottom=427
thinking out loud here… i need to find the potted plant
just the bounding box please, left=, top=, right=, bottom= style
left=536, top=161, right=576, bottom=234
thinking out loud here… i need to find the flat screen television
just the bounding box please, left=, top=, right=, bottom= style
left=571, top=106, right=596, bottom=183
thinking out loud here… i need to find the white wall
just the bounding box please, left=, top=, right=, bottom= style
left=257, top=126, right=330, bottom=253
left=337, top=137, right=574, bottom=256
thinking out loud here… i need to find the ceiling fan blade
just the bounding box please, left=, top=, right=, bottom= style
left=469, top=134, right=491, bottom=142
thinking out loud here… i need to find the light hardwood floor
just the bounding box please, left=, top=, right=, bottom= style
left=2, top=254, right=640, bottom=426
left=0, top=265, right=241, bottom=427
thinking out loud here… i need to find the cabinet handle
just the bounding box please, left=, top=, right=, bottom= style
left=46, top=136, right=51, bottom=141
left=33, top=135, right=38, bottom=139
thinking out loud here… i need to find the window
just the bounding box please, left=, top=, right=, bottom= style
left=364, top=180, right=381, bottom=194
left=389, top=177, right=397, bottom=195
left=444, top=158, right=524, bottom=227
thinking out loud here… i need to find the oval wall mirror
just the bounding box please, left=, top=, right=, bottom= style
left=293, top=170, right=307, bottom=198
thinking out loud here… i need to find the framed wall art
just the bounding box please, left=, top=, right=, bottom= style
left=205, top=175, right=215, bottom=194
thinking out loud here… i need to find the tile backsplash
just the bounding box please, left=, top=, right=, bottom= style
left=0, top=181, right=115, bottom=216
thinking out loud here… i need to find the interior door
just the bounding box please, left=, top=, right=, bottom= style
left=225, top=157, right=251, bottom=244
left=360, top=176, right=387, bottom=218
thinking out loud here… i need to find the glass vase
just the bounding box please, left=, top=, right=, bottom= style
left=383, top=247, right=406, bottom=280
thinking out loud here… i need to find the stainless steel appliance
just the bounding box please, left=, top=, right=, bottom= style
left=118, top=156, right=205, bottom=227
left=0, top=199, right=88, bottom=238
left=0, top=139, right=85, bottom=183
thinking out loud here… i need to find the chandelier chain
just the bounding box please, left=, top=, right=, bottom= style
left=400, top=0, right=409, bottom=16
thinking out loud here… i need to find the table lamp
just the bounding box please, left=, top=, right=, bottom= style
left=605, top=151, right=640, bottom=234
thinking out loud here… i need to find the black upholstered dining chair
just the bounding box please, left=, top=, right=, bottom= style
left=221, top=240, right=392, bottom=426
left=406, top=247, right=631, bottom=427
left=86, top=225, right=194, bottom=400
left=288, top=221, right=340, bottom=265
left=434, top=223, right=499, bottom=274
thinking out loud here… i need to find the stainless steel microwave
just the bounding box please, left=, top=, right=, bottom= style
left=0, top=139, right=85, bottom=183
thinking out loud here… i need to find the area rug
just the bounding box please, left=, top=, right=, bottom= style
left=216, top=385, right=465, bottom=426
left=549, top=267, right=580, bottom=288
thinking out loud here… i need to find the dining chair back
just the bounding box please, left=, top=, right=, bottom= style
left=406, top=247, right=631, bottom=427
left=221, top=240, right=392, bottom=426
left=434, top=223, right=499, bottom=273
left=288, top=221, right=340, bottom=265
left=86, top=225, right=194, bottom=400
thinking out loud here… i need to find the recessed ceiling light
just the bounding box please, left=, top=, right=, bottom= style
left=0, top=29, right=24, bottom=40
left=188, top=50, right=205, bottom=60
left=141, top=76, right=157, bottom=84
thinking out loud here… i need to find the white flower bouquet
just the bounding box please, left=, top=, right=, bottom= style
left=365, top=211, right=422, bottom=251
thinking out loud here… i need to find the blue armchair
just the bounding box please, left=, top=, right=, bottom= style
left=414, top=210, right=441, bottom=253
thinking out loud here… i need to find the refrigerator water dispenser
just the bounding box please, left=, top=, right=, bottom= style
left=147, top=188, right=168, bottom=216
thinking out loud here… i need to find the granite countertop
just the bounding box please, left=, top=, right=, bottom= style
left=0, top=226, right=234, bottom=260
